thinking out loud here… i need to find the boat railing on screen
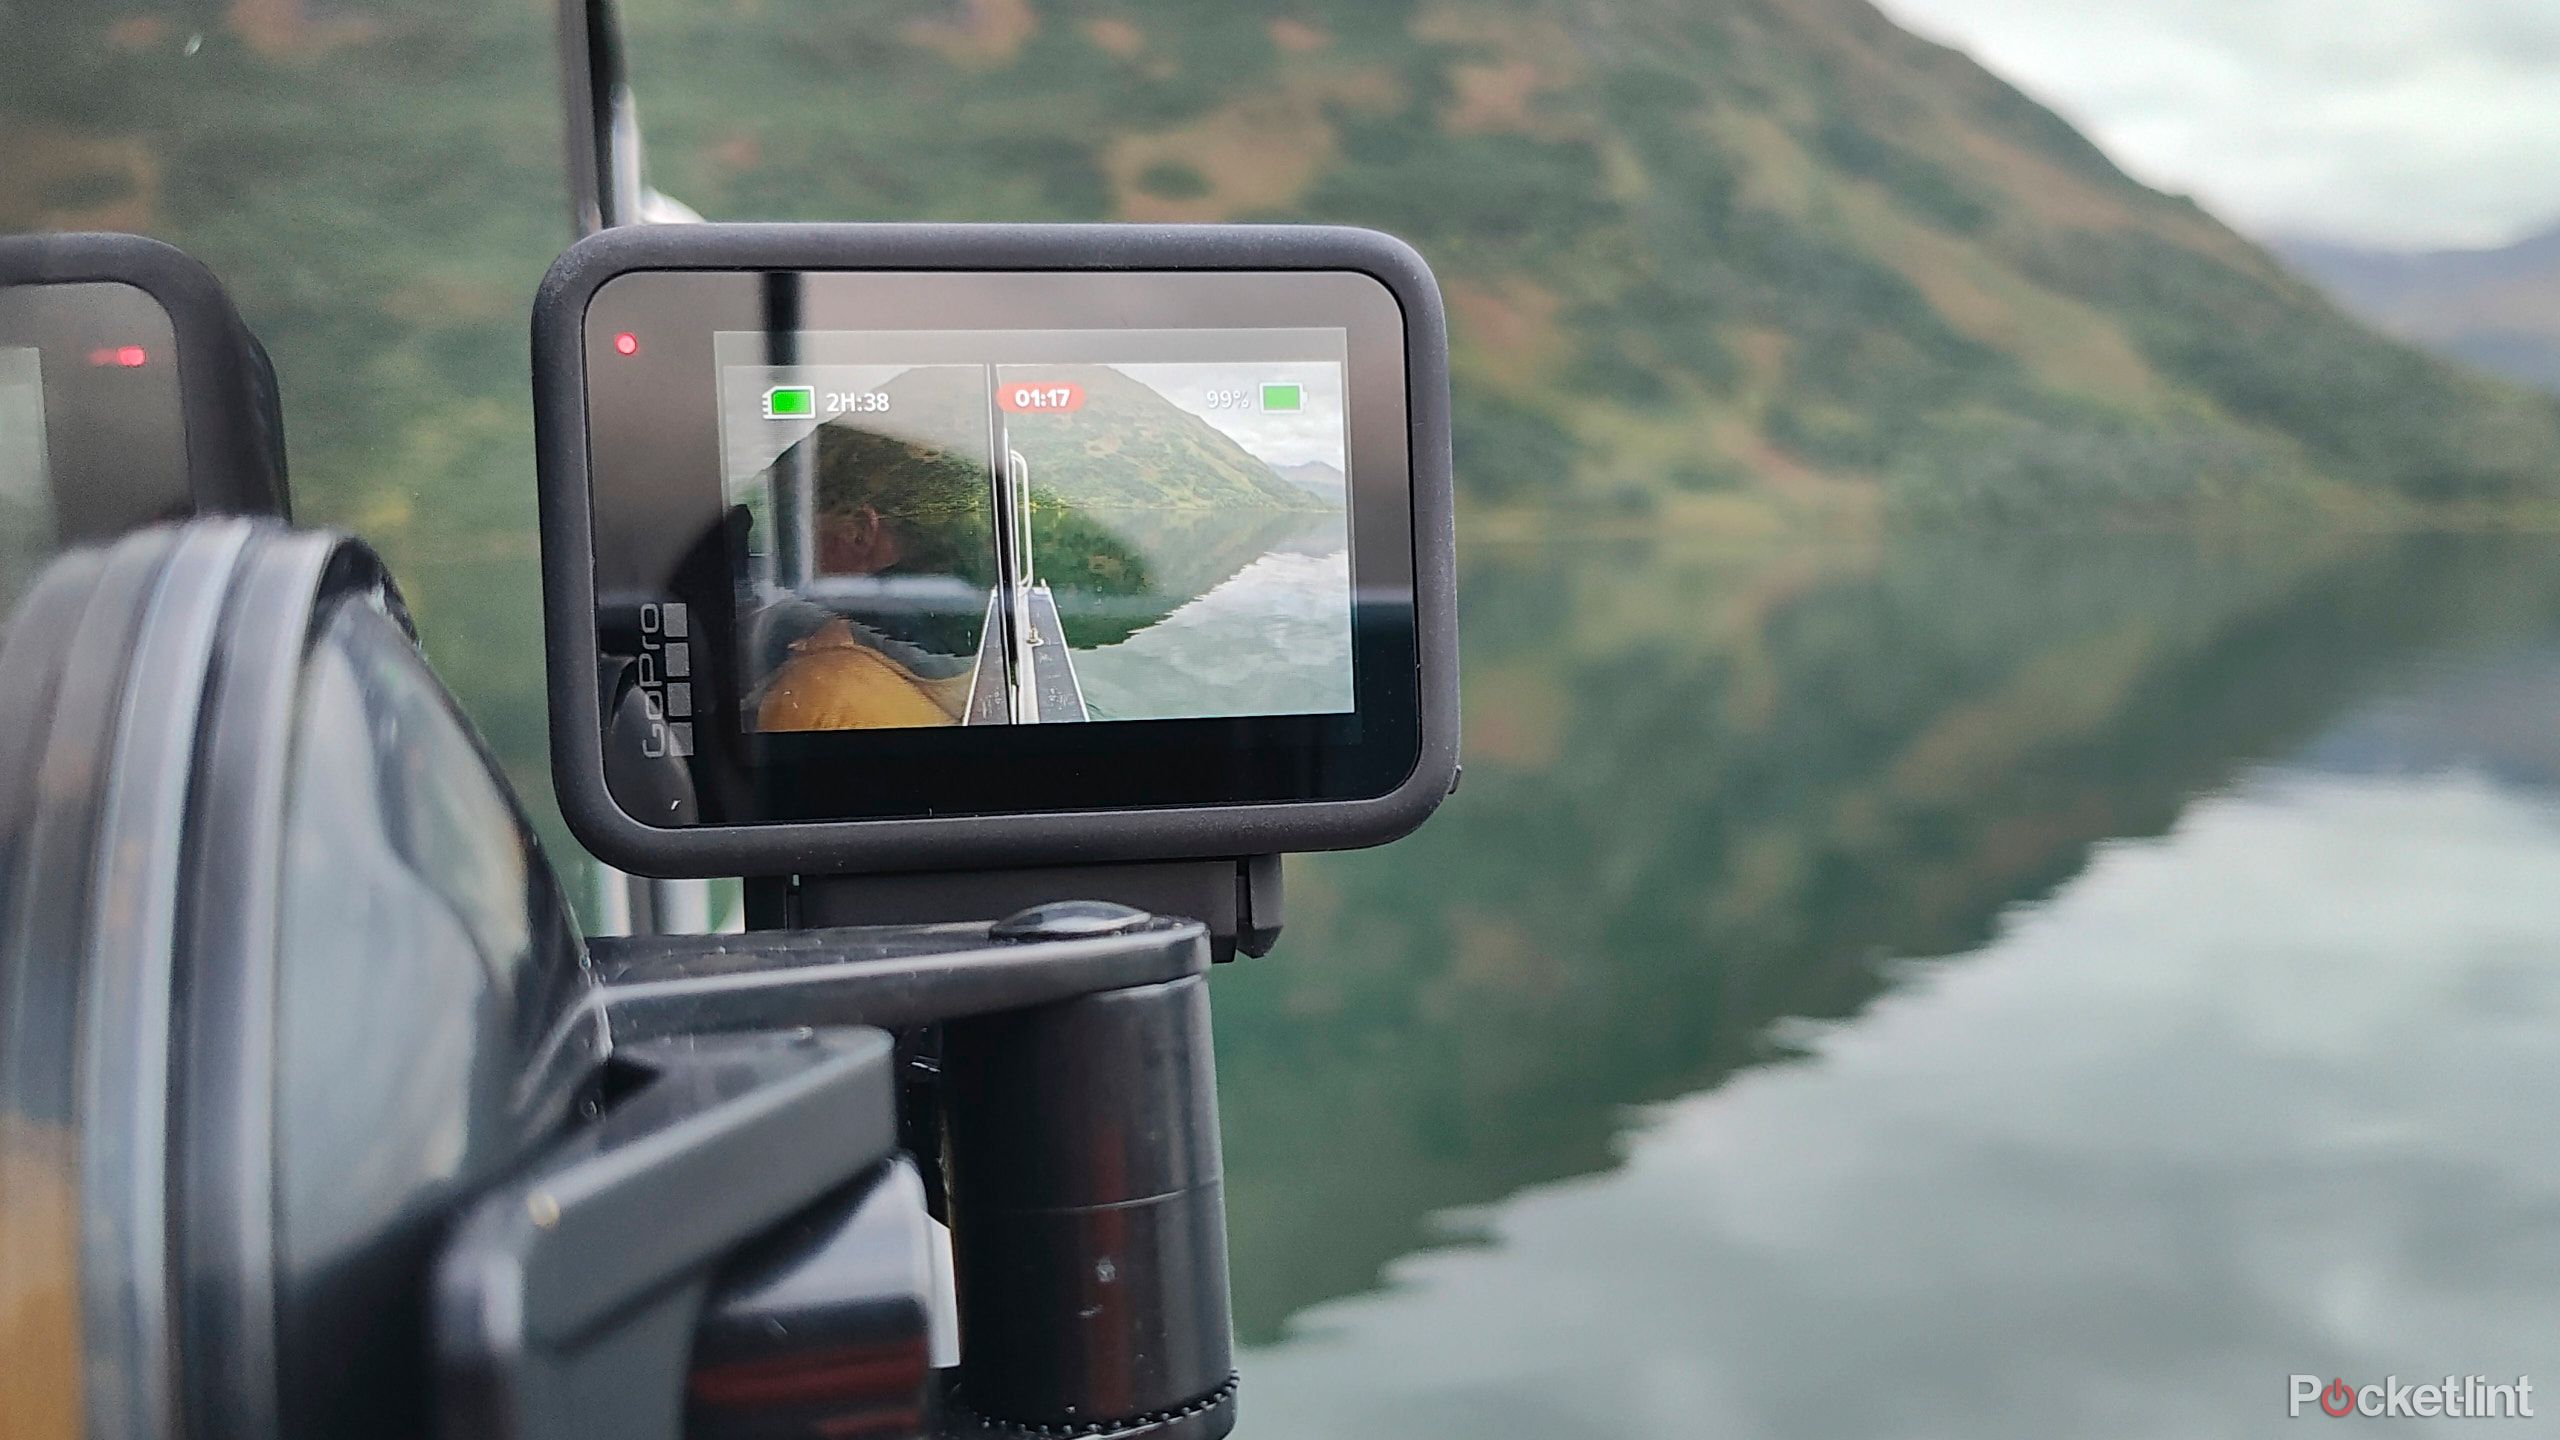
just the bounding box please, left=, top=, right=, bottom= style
left=546, top=222, right=1458, bottom=893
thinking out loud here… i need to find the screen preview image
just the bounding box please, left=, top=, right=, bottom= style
left=0, top=347, right=56, bottom=614
left=718, top=340, right=1355, bottom=733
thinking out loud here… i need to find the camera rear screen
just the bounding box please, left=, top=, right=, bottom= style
left=571, top=264, right=1427, bottom=830
left=716, top=334, right=1357, bottom=733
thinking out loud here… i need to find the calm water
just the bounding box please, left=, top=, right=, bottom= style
left=1072, top=516, right=1353, bottom=721
left=1203, top=530, right=2560, bottom=1437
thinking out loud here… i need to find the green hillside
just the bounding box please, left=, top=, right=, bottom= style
left=10, top=0, right=2560, bottom=878
left=1007, top=364, right=1333, bottom=511
left=605, top=0, right=2560, bottom=527
left=11, top=0, right=2559, bottom=536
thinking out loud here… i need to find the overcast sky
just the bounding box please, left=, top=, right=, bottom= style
left=1872, top=0, right=2560, bottom=251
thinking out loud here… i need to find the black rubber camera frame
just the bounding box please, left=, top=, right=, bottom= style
left=0, top=231, right=291, bottom=519
left=532, top=222, right=1460, bottom=884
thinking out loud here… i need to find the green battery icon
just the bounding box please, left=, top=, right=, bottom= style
left=1260, top=382, right=1303, bottom=412
left=763, top=384, right=816, bottom=420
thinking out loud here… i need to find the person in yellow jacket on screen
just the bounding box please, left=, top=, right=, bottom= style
left=750, top=417, right=994, bottom=732
left=757, top=613, right=973, bottom=729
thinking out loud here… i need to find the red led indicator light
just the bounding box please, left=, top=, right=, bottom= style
left=89, top=346, right=149, bottom=368
left=613, top=332, right=639, bottom=356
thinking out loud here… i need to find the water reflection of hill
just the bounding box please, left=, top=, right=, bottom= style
left=1043, top=507, right=1340, bottom=648
left=1244, top=765, right=2560, bottom=1437
left=1213, top=532, right=2560, bottom=1343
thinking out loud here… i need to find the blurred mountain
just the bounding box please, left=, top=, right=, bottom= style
left=2277, top=226, right=2560, bottom=396
left=14, top=1, right=2554, bottom=526
left=617, top=0, right=2560, bottom=525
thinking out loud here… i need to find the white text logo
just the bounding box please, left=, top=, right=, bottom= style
left=2291, top=1375, right=2534, bottom=1419
left=636, top=602, right=694, bottom=759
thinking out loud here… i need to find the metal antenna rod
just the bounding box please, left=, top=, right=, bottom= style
left=557, top=0, right=699, bottom=237
left=556, top=0, right=628, bottom=236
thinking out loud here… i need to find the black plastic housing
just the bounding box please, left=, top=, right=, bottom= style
left=941, top=974, right=1232, bottom=1429
left=0, top=522, right=587, bottom=1440
left=0, top=232, right=290, bottom=523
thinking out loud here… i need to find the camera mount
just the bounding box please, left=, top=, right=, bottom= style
left=744, top=857, right=1284, bottom=961
left=442, top=901, right=1238, bottom=1440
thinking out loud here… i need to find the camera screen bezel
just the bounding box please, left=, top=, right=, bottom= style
left=536, top=224, right=1457, bottom=878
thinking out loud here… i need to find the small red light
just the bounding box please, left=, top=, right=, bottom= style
left=613, top=332, right=639, bottom=356
left=115, top=346, right=148, bottom=368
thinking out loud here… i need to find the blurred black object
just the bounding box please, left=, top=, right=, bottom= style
left=0, top=521, right=1239, bottom=1440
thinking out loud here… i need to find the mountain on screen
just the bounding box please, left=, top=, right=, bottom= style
left=1004, top=364, right=1332, bottom=512
left=1272, top=461, right=1348, bottom=506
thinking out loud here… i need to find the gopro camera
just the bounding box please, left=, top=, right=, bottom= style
left=0, top=232, right=289, bottom=552
left=534, top=224, right=1457, bottom=879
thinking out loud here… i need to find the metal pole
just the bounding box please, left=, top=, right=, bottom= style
left=555, top=0, right=624, bottom=237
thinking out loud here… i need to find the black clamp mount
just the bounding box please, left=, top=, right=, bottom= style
left=437, top=901, right=1240, bottom=1440
left=747, top=857, right=1285, bottom=962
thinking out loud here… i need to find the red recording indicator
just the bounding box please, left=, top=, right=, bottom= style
left=612, top=332, right=640, bottom=356
left=998, top=380, right=1084, bottom=414
left=88, top=346, right=149, bottom=368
